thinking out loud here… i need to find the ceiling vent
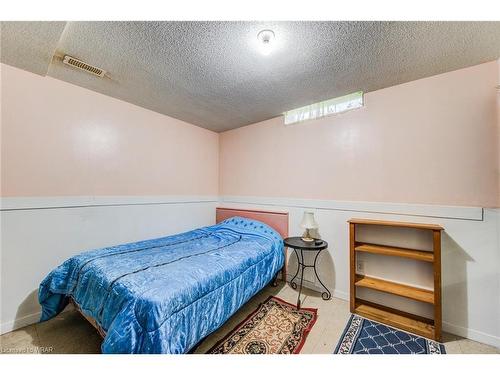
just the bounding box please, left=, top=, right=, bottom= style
left=62, top=55, right=106, bottom=77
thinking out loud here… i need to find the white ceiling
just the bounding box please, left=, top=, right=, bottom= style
left=1, top=21, right=500, bottom=132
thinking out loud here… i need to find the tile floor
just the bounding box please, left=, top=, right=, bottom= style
left=1, top=283, right=499, bottom=354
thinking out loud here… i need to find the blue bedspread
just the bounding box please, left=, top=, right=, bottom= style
left=38, top=217, right=284, bottom=354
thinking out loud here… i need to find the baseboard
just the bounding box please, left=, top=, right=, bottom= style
left=1, top=304, right=77, bottom=335
left=442, top=321, right=500, bottom=348
left=284, top=275, right=348, bottom=301
left=1, top=311, right=41, bottom=335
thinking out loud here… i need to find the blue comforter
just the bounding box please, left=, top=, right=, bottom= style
left=38, top=217, right=284, bottom=354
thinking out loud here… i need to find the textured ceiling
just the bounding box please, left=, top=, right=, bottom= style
left=1, top=21, right=500, bottom=132
left=0, top=21, right=66, bottom=75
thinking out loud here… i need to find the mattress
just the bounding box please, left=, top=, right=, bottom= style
left=38, top=216, right=284, bottom=353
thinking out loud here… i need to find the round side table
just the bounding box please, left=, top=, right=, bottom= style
left=284, top=237, right=331, bottom=309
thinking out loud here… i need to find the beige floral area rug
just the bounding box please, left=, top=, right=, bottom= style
left=207, top=296, right=317, bottom=354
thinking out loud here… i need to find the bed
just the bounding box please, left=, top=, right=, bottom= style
left=38, top=208, right=288, bottom=354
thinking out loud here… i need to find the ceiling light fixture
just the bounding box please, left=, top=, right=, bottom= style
left=257, top=29, right=275, bottom=56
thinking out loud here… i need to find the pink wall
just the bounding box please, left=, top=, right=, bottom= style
left=1, top=63, right=219, bottom=197
left=2, top=61, right=498, bottom=206
left=220, top=61, right=500, bottom=207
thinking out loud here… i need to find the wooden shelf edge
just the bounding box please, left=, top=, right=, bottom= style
left=354, top=299, right=436, bottom=340
left=348, top=218, right=443, bottom=231
left=356, top=298, right=434, bottom=325
left=355, top=274, right=435, bottom=304
left=355, top=242, right=434, bottom=262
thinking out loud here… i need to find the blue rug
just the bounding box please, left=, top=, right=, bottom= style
left=334, top=315, right=446, bottom=354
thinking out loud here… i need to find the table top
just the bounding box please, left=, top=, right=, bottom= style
left=283, top=237, right=328, bottom=250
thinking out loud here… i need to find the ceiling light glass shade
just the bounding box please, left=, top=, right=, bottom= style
left=300, top=211, right=318, bottom=229
left=257, top=29, right=275, bottom=55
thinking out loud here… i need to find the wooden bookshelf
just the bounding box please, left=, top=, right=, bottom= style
left=348, top=218, right=443, bottom=341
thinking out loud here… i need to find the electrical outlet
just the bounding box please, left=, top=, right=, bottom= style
left=356, top=261, right=364, bottom=273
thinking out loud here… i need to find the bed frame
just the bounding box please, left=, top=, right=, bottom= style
left=70, top=297, right=106, bottom=338
left=71, top=207, right=289, bottom=341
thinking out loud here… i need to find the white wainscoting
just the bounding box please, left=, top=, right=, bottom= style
left=219, top=196, right=500, bottom=348
left=0, top=196, right=217, bottom=334
left=2, top=195, right=498, bottom=349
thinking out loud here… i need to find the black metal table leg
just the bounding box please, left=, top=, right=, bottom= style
left=313, top=250, right=331, bottom=300
left=289, top=248, right=301, bottom=290
left=296, top=249, right=305, bottom=309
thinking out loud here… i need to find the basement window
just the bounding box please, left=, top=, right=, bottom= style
left=283, top=91, right=363, bottom=125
